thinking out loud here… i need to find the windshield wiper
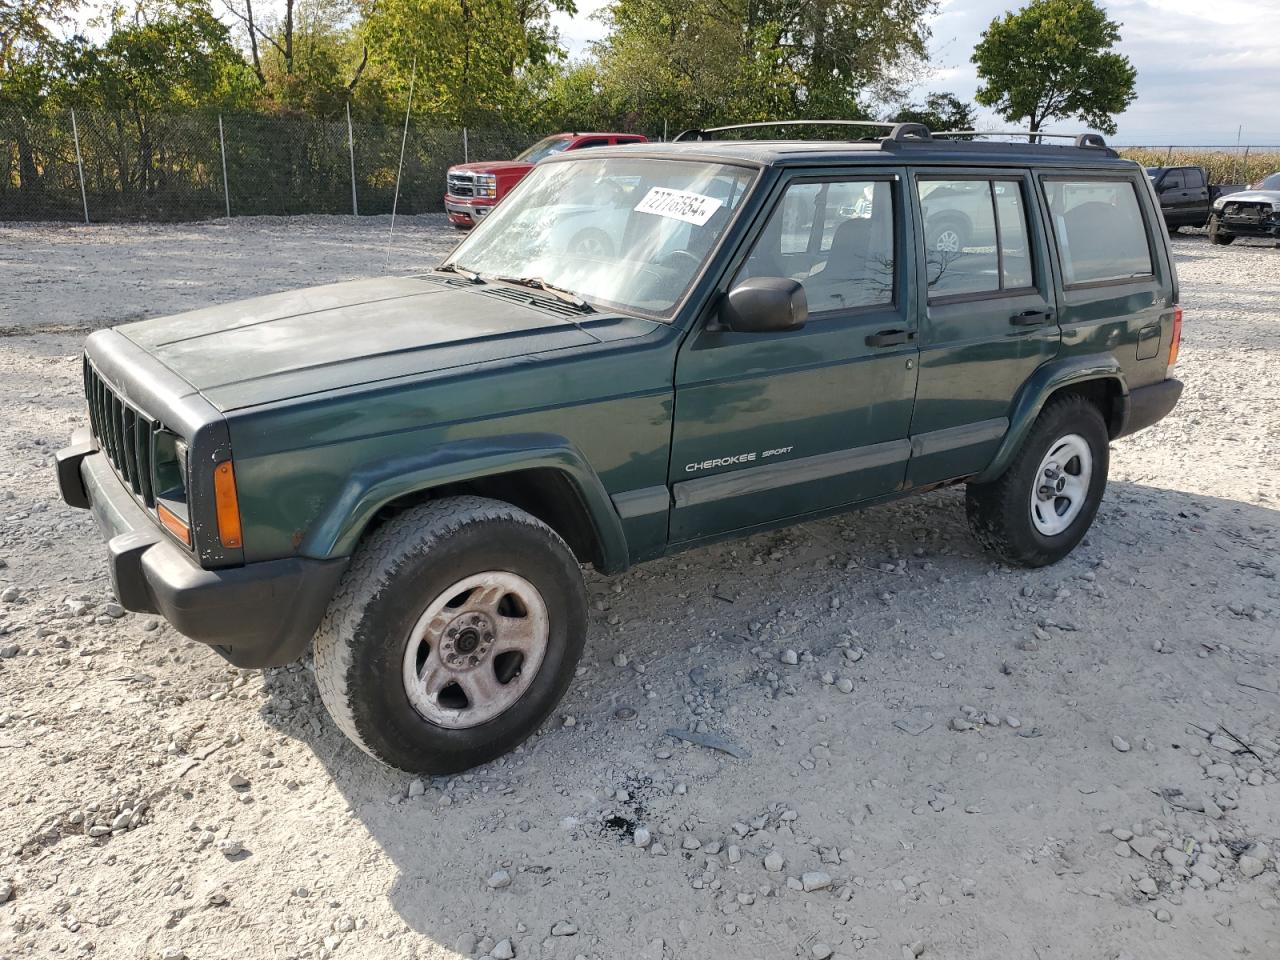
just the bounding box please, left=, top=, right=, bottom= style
left=492, top=276, right=595, bottom=312
left=437, top=262, right=484, bottom=283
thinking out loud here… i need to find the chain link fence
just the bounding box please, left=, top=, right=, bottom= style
left=0, top=107, right=571, bottom=222
left=6, top=109, right=1278, bottom=223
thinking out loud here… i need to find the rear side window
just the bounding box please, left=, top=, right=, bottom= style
left=1045, top=180, right=1154, bottom=286
left=1184, top=167, right=1205, bottom=188
left=918, top=178, right=1034, bottom=298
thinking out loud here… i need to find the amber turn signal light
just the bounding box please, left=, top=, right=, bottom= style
left=157, top=503, right=192, bottom=546
left=213, top=460, right=243, bottom=549
left=1168, top=304, right=1183, bottom=371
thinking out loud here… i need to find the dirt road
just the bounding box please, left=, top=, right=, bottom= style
left=0, top=217, right=1277, bottom=960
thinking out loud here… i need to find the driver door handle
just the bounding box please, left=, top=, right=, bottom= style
left=1010, top=310, right=1053, bottom=327
left=866, top=329, right=916, bottom=347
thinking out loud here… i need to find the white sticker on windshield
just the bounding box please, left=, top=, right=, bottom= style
left=633, top=187, right=723, bottom=226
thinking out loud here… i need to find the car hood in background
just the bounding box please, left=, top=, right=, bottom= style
left=116, top=276, right=654, bottom=412
left=1220, top=190, right=1280, bottom=205
left=447, top=161, right=533, bottom=177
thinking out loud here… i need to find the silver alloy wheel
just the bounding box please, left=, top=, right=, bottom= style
left=1030, top=433, right=1093, bottom=537
left=934, top=228, right=962, bottom=253
left=401, top=571, right=549, bottom=729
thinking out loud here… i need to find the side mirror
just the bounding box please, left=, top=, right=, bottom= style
left=719, top=277, right=808, bottom=333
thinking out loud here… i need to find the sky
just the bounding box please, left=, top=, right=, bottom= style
left=551, top=0, right=1280, bottom=146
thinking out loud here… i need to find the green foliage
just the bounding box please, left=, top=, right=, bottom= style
left=887, top=92, right=976, bottom=133
left=1119, top=148, right=1280, bottom=188
left=1, top=0, right=79, bottom=113
left=972, top=0, right=1136, bottom=135
left=361, top=0, right=575, bottom=124
left=64, top=0, right=258, bottom=113
left=586, top=0, right=936, bottom=131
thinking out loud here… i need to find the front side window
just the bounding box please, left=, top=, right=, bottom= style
left=736, top=179, right=895, bottom=314
left=447, top=157, right=755, bottom=318
left=919, top=179, right=1034, bottom=297
left=1044, top=179, right=1154, bottom=286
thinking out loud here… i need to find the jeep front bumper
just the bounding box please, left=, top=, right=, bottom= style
left=56, top=430, right=346, bottom=668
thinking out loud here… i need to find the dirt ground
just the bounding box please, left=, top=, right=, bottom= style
left=0, top=216, right=1277, bottom=960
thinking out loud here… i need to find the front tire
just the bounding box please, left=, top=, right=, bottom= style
left=965, top=395, right=1109, bottom=567
left=313, top=496, right=587, bottom=774
left=1208, top=218, right=1234, bottom=245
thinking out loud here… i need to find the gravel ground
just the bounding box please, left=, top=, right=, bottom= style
left=0, top=216, right=1277, bottom=960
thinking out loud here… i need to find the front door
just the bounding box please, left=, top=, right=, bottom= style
left=668, top=169, right=920, bottom=543
left=907, top=169, right=1060, bottom=485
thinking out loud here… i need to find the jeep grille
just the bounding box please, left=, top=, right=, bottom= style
left=83, top=357, right=159, bottom=508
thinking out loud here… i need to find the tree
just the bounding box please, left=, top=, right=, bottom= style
left=1, top=0, right=79, bottom=199
left=888, top=92, right=976, bottom=133
left=971, top=0, right=1136, bottom=136
left=361, top=0, right=575, bottom=124
left=587, top=0, right=936, bottom=132
left=61, top=0, right=256, bottom=198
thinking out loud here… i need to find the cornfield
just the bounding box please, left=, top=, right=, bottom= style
left=1117, top=147, right=1280, bottom=186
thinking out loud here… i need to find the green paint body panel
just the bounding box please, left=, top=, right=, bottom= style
left=80, top=139, right=1182, bottom=593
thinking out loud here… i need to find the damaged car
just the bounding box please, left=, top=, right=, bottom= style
left=1208, top=172, right=1280, bottom=246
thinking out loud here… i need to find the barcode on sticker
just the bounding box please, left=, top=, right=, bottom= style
left=633, top=187, right=723, bottom=226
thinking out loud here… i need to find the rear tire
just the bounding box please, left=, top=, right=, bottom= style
left=965, top=395, right=1109, bottom=567
left=313, top=496, right=587, bottom=774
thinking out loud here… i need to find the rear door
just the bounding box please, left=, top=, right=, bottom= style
left=668, top=167, right=920, bottom=542
left=906, top=168, right=1060, bottom=485
left=1181, top=166, right=1210, bottom=225
left=1040, top=172, right=1173, bottom=384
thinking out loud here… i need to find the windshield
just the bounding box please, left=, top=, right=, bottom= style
left=446, top=157, right=756, bottom=319
left=1255, top=172, right=1280, bottom=190
left=514, top=136, right=573, bottom=163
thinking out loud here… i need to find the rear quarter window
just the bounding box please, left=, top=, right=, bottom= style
left=1044, top=179, right=1154, bottom=286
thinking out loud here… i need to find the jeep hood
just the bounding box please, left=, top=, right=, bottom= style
left=116, top=276, right=651, bottom=412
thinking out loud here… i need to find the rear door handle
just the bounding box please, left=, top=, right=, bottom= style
left=866, top=329, right=915, bottom=347
left=1010, top=310, right=1053, bottom=327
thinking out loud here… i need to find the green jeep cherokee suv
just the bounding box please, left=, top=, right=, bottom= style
left=56, top=123, right=1184, bottom=773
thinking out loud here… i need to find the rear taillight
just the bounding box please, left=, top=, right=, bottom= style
left=1168, top=304, right=1183, bottom=373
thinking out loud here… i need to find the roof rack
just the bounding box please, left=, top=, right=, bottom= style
left=935, top=130, right=1109, bottom=149
left=673, top=120, right=933, bottom=143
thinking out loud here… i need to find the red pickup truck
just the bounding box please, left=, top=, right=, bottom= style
left=444, top=132, right=648, bottom=228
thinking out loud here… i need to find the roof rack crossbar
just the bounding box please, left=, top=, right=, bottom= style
left=935, top=130, right=1108, bottom=149
left=672, top=120, right=932, bottom=143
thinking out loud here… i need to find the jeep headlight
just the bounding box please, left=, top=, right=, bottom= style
left=476, top=173, right=498, bottom=199
left=1212, top=196, right=1227, bottom=211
